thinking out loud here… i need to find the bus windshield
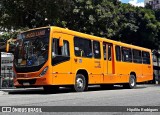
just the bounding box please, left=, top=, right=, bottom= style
left=14, top=28, right=50, bottom=69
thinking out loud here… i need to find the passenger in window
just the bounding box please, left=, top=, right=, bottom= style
left=80, top=48, right=85, bottom=57
left=75, top=47, right=85, bottom=57
left=87, top=52, right=92, bottom=57
left=94, top=44, right=99, bottom=55
left=75, top=47, right=80, bottom=56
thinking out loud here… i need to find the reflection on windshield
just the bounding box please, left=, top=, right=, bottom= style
left=15, top=36, right=49, bottom=67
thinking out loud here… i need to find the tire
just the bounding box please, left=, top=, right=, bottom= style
left=43, top=85, right=59, bottom=93
left=124, top=74, right=136, bottom=89
left=74, top=74, right=88, bottom=92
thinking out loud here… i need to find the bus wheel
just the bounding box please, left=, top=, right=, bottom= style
left=74, top=74, right=87, bottom=92
left=43, top=86, right=59, bottom=93
left=124, top=75, right=136, bottom=89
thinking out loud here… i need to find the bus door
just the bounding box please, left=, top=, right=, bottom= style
left=103, top=42, right=114, bottom=82
left=52, top=33, right=73, bottom=85
left=142, top=51, right=152, bottom=80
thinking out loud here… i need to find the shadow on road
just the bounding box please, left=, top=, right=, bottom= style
left=2, top=84, right=150, bottom=95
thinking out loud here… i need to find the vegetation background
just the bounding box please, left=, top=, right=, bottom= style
left=0, top=0, right=160, bottom=50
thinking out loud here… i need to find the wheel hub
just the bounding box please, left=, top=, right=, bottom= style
left=130, top=78, right=135, bottom=86
left=76, top=78, right=83, bottom=89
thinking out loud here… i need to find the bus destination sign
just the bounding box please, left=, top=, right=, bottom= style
left=25, top=30, right=46, bottom=39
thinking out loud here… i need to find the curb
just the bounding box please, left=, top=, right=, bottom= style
left=0, top=91, right=5, bottom=95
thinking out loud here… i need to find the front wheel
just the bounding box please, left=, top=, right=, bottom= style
left=74, top=74, right=88, bottom=92
left=124, top=75, right=136, bottom=89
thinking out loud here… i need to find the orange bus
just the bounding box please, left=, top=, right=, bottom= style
left=9, top=26, right=153, bottom=92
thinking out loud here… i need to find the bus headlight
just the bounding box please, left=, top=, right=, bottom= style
left=40, top=66, right=48, bottom=77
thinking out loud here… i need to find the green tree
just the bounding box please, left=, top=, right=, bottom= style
left=0, top=0, right=159, bottom=50
left=0, top=0, right=73, bottom=31
left=108, top=3, right=159, bottom=49
left=64, top=0, right=120, bottom=38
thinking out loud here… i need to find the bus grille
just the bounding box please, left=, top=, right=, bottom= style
left=17, top=79, right=36, bottom=85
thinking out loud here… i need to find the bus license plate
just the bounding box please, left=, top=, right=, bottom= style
left=23, top=82, right=30, bottom=86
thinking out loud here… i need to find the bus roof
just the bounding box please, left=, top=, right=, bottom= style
left=20, top=26, right=151, bottom=52
left=51, top=26, right=151, bottom=52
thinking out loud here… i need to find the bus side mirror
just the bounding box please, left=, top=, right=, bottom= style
left=6, top=40, right=10, bottom=52
left=6, top=38, right=16, bottom=52
left=59, top=38, right=63, bottom=47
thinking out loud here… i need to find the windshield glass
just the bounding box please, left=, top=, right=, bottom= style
left=14, top=28, right=50, bottom=67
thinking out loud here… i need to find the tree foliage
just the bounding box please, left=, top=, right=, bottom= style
left=0, top=0, right=73, bottom=30
left=0, top=0, right=160, bottom=50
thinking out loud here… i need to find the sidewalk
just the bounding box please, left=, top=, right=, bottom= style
left=0, top=87, right=15, bottom=95
left=0, top=90, right=8, bottom=95
left=0, top=87, right=43, bottom=94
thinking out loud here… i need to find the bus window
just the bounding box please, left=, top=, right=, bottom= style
left=133, top=49, right=142, bottom=63
left=122, top=47, right=132, bottom=62
left=74, top=37, right=92, bottom=58
left=52, top=38, right=70, bottom=66
left=52, top=38, right=70, bottom=57
left=93, top=41, right=101, bottom=59
left=62, top=41, right=69, bottom=56
left=103, top=43, right=112, bottom=61
left=115, top=45, right=121, bottom=61
left=142, top=51, right=150, bottom=64
left=108, top=45, right=112, bottom=61
left=103, top=44, right=106, bottom=60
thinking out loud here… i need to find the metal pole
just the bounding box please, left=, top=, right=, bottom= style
left=158, top=52, right=160, bottom=84
left=0, top=52, right=1, bottom=89
left=9, top=66, right=10, bottom=87
left=4, top=65, right=5, bottom=88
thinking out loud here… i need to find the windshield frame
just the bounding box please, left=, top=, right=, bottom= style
left=14, top=28, right=50, bottom=73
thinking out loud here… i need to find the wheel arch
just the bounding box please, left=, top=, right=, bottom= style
left=130, top=71, right=137, bottom=81
left=76, top=69, right=89, bottom=85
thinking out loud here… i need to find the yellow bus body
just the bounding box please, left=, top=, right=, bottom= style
left=14, top=26, right=153, bottom=89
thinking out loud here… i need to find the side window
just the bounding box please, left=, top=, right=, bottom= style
left=122, top=47, right=132, bottom=62
left=142, top=51, right=150, bottom=64
left=62, top=41, right=70, bottom=56
left=103, top=43, right=106, bottom=60
left=93, top=41, right=101, bottom=59
left=133, top=49, right=142, bottom=63
left=115, top=45, right=121, bottom=61
left=103, top=43, right=112, bottom=61
left=74, top=37, right=92, bottom=58
left=108, top=45, right=112, bottom=61
left=52, top=38, right=70, bottom=57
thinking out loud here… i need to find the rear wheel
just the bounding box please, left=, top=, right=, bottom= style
left=74, top=74, right=88, bottom=92
left=124, top=74, right=136, bottom=89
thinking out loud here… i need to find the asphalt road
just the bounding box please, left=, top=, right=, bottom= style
left=0, top=84, right=160, bottom=115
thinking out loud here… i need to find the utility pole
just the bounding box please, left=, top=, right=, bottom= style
left=154, top=50, right=160, bottom=84
left=0, top=52, right=1, bottom=89
left=157, top=51, right=160, bottom=84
